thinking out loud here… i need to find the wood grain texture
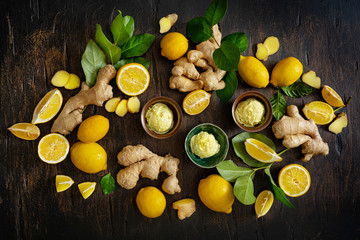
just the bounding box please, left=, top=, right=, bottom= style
left=1, top=0, right=359, bottom=239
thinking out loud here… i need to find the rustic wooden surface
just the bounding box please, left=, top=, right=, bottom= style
left=1, top=0, right=360, bottom=239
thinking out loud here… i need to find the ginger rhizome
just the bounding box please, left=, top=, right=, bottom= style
left=116, top=144, right=181, bottom=195
left=51, top=65, right=116, bottom=135
left=159, top=13, right=178, bottom=34
left=172, top=198, right=196, bottom=220
left=272, top=105, right=329, bottom=162
left=169, top=24, right=226, bottom=92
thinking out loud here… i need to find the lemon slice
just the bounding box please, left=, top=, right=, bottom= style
left=302, top=101, right=335, bottom=125
left=278, top=164, right=311, bottom=197
left=244, top=138, right=282, bottom=163
left=38, top=133, right=69, bottom=164
left=78, top=182, right=96, bottom=199
left=321, top=85, right=345, bottom=107
left=8, top=123, right=40, bottom=140
left=32, top=89, right=63, bottom=124
left=55, top=175, right=74, bottom=192
left=182, top=90, right=211, bottom=115
left=116, top=63, right=150, bottom=96
left=255, top=190, right=274, bottom=218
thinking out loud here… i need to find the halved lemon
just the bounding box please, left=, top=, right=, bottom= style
left=255, top=190, right=274, bottom=218
left=244, top=138, right=282, bottom=163
left=278, top=164, right=311, bottom=197
left=55, top=175, right=74, bottom=192
left=302, top=101, right=335, bottom=125
left=182, top=90, right=211, bottom=115
left=8, top=123, right=40, bottom=140
left=38, top=133, right=69, bottom=164
left=78, top=182, right=96, bottom=199
left=32, top=89, right=63, bottom=124
left=321, top=85, right=345, bottom=107
left=116, top=63, right=150, bottom=96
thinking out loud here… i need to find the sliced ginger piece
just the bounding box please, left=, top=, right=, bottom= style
left=255, top=43, right=269, bottom=61
left=51, top=70, right=70, bottom=87
left=302, top=70, right=321, bottom=89
left=172, top=198, right=196, bottom=220
left=263, top=36, right=280, bottom=55
left=115, top=99, right=128, bottom=117
left=105, top=97, right=121, bottom=113
left=64, top=73, right=80, bottom=90
left=127, top=96, right=140, bottom=113
left=159, top=13, right=178, bottom=33
left=329, top=112, right=348, bottom=134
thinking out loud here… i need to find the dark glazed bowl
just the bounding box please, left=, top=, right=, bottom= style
left=232, top=91, right=273, bottom=132
left=184, top=123, right=229, bottom=168
left=141, top=96, right=182, bottom=139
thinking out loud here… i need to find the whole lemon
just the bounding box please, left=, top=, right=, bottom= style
left=70, top=142, right=107, bottom=174
left=238, top=56, right=269, bottom=88
left=160, top=32, right=188, bottom=61
left=270, top=57, right=303, bottom=87
left=77, top=115, right=109, bottom=143
left=136, top=186, right=166, bottom=218
left=198, top=174, right=235, bottom=214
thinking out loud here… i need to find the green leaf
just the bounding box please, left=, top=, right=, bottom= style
left=186, top=17, right=213, bottom=44
left=114, top=57, right=151, bottom=70
left=205, top=0, right=228, bottom=26
left=280, top=82, right=314, bottom=98
left=81, top=39, right=107, bottom=87
left=121, top=34, right=155, bottom=58
left=213, top=41, right=240, bottom=71
left=232, top=132, right=275, bottom=168
left=264, top=168, right=294, bottom=208
left=95, top=24, right=121, bottom=64
left=216, top=160, right=253, bottom=182
left=216, top=71, right=238, bottom=102
left=110, top=10, right=133, bottom=46
left=234, top=173, right=256, bottom=205
left=270, top=91, right=287, bottom=120
left=123, top=15, right=135, bottom=37
left=222, top=32, right=248, bottom=54
left=100, top=173, right=116, bottom=194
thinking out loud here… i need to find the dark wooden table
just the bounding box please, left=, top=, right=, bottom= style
left=1, top=0, right=359, bottom=239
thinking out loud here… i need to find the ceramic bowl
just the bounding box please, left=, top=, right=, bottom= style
left=141, top=96, right=182, bottom=139
left=231, top=91, right=273, bottom=132
left=184, top=123, right=229, bottom=168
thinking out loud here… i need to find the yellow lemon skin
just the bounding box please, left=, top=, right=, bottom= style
left=77, top=115, right=109, bottom=143
left=198, top=174, right=235, bottom=214
left=238, top=56, right=269, bottom=88
left=270, top=57, right=303, bottom=87
left=136, top=186, right=166, bottom=218
left=160, top=32, right=188, bottom=60
left=70, top=142, right=107, bottom=174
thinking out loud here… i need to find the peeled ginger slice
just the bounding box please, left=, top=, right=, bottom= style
left=64, top=74, right=80, bottom=90
left=159, top=13, right=178, bottom=33
left=256, top=43, right=269, bottom=61
left=302, top=70, right=321, bottom=89
left=127, top=96, right=140, bottom=113
left=263, top=36, right=280, bottom=55
left=105, top=97, right=121, bottom=113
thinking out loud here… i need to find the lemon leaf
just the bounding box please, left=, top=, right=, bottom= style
left=121, top=34, right=155, bottom=58
left=205, top=0, right=228, bottom=26
left=110, top=10, right=134, bottom=46
left=186, top=17, right=213, bottom=44
left=100, top=173, right=116, bottom=194
left=264, top=168, right=294, bottom=208
left=95, top=24, right=121, bottom=65
left=216, top=71, right=238, bottom=102
left=216, top=160, right=253, bottom=182
left=234, top=173, right=256, bottom=205
left=213, top=41, right=240, bottom=71
left=222, top=32, right=248, bottom=54
left=270, top=91, right=287, bottom=120
left=232, top=132, right=274, bottom=168
left=281, top=82, right=313, bottom=98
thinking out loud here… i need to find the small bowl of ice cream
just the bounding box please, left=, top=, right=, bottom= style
left=141, top=96, right=182, bottom=139
left=232, top=91, right=272, bottom=132
left=184, top=123, right=229, bottom=168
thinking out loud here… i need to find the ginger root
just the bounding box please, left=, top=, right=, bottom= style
left=116, top=144, right=181, bottom=195
left=169, top=24, right=226, bottom=92
left=272, top=105, right=329, bottom=162
left=172, top=198, right=196, bottom=220
left=51, top=65, right=116, bottom=135
left=159, top=13, right=178, bottom=33
left=302, top=70, right=321, bottom=89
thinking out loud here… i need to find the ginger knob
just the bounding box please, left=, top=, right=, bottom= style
left=159, top=13, right=178, bottom=33
left=172, top=198, right=196, bottom=220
